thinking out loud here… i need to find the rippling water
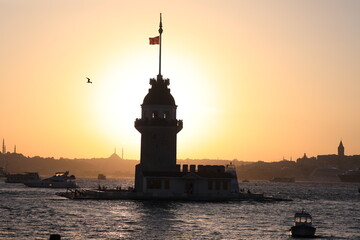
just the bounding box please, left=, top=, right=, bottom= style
left=0, top=179, right=359, bottom=239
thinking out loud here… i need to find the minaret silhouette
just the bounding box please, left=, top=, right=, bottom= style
left=134, top=14, right=183, bottom=192
left=2, top=139, right=6, bottom=154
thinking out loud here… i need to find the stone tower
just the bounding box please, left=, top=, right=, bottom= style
left=134, top=14, right=183, bottom=192
left=338, top=140, right=344, bottom=156
left=134, top=75, right=183, bottom=192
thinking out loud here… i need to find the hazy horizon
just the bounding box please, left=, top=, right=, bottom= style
left=1, top=1, right=359, bottom=161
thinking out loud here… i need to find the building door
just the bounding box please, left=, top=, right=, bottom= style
left=186, top=180, right=194, bottom=195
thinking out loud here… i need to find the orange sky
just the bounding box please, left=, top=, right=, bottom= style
left=1, top=1, right=359, bottom=161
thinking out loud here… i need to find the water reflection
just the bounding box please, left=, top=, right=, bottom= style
left=1, top=180, right=359, bottom=239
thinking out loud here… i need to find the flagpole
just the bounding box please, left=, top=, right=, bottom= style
left=158, top=13, right=163, bottom=80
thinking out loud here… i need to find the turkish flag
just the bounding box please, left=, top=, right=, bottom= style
left=149, top=36, right=160, bottom=45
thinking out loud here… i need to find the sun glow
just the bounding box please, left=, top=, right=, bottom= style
left=86, top=47, right=219, bottom=159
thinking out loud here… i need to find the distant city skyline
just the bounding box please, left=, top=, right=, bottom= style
left=1, top=1, right=359, bottom=161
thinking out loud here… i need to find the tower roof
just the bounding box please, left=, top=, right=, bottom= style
left=142, top=76, right=176, bottom=106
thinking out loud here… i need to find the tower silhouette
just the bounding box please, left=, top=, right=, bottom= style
left=134, top=15, right=183, bottom=192
left=338, top=140, right=344, bottom=156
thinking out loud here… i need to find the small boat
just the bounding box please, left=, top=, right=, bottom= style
left=5, top=172, right=40, bottom=183
left=23, top=171, right=77, bottom=188
left=98, top=173, right=106, bottom=180
left=290, top=210, right=316, bottom=238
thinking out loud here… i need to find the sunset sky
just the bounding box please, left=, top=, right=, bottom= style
left=1, top=0, right=359, bottom=162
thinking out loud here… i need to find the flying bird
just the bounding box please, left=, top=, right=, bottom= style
left=86, top=77, right=92, bottom=84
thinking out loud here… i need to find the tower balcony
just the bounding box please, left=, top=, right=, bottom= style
left=135, top=118, right=183, bottom=129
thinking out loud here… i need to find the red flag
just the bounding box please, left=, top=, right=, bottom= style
left=149, top=36, right=160, bottom=45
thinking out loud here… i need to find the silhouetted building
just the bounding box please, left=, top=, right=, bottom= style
left=133, top=15, right=238, bottom=198
left=134, top=74, right=183, bottom=191
left=297, top=141, right=360, bottom=172
left=338, top=141, right=344, bottom=157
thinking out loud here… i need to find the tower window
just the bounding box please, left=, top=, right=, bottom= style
left=152, top=111, right=158, bottom=118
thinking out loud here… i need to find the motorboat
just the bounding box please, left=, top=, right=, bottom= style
left=23, top=171, right=77, bottom=188
left=290, top=210, right=316, bottom=238
left=5, top=172, right=40, bottom=183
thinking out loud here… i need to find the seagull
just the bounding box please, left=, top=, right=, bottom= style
left=86, top=77, right=92, bottom=84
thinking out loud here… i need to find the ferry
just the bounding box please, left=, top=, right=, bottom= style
left=23, top=171, right=77, bottom=188
left=290, top=210, right=316, bottom=238
left=338, top=168, right=360, bottom=183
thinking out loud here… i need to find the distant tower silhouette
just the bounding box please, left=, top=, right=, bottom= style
left=2, top=139, right=6, bottom=154
left=14, top=145, right=16, bottom=154
left=338, top=141, right=344, bottom=156
left=134, top=14, right=183, bottom=192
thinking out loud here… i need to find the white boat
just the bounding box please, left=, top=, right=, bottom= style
left=23, top=171, right=77, bottom=188
left=290, top=210, right=316, bottom=238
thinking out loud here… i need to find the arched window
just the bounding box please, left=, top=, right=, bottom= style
left=152, top=111, right=158, bottom=118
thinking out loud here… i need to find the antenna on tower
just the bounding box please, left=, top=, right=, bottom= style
left=157, top=13, right=163, bottom=80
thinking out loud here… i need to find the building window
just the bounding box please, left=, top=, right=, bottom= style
left=164, top=179, right=170, bottom=189
left=208, top=181, right=213, bottom=190
left=215, top=181, right=221, bottom=190
left=147, top=178, right=162, bottom=189
left=223, top=181, right=228, bottom=190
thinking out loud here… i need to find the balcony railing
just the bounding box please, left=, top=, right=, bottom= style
left=135, top=118, right=183, bottom=128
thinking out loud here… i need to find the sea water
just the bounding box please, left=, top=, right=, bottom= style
left=0, top=179, right=359, bottom=239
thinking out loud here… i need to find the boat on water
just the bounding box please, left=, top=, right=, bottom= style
left=24, top=171, right=77, bottom=188
left=270, top=177, right=295, bottom=183
left=338, top=168, right=360, bottom=183
left=97, top=174, right=106, bottom=180
left=5, top=172, right=40, bottom=183
left=290, top=210, right=316, bottom=238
